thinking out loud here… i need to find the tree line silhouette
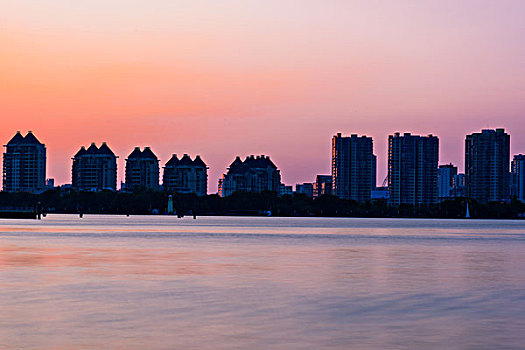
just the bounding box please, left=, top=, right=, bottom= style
left=1, top=188, right=525, bottom=219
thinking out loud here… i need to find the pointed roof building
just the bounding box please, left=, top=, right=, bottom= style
left=141, top=147, right=157, bottom=159
left=162, top=153, right=207, bottom=196
left=179, top=154, right=194, bottom=166
left=85, top=143, right=99, bottom=154
left=219, top=155, right=281, bottom=196
left=165, top=154, right=180, bottom=166
left=98, top=142, right=115, bottom=155
left=127, top=147, right=142, bottom=159
left=74, top=146, right=87, bottom=158
left=72, top=142, right=117, bottom=191
left=6, top=131, right=25, bottom=145
left=23, top=131, right=43, bottom=145
left=3, top=131, right=46, bottom=192
left=193, top=155, right=206, bottom=167
left=228, top=156, right=244, bottom=171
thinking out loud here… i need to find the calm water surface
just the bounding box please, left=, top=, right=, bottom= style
left=1, top=215, right=525, bottom=349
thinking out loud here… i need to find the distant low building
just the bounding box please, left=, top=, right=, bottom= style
left=511, top=154, right=525, bottom=202
left=295, top=183, right=314, bottom=198
left=371, top=187, right=389, bottom=200
left=3, top=131, right=46, bottom=193
left=452, top=173, right=466, bottom=198
left=314, top=175, right=332, bottom=198
left=279, top=184, right=293, bottom=196
left=46, top=178, right=55, bottom=189
left=125, top=147, right=159, bottom=191
left=72, top=142, right=117, bottom=191
left=438, top=164, right=457, bottom=200
left=219, top=155, right=281, bottom=197
left=163, top=154, right=207, bottom=196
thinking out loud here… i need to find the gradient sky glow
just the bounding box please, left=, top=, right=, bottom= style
left=2, top=0, right=525, bottom=191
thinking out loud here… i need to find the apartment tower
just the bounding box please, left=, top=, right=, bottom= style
left=72, top=142, right=118, bottom=191
left=2, top=131, right=46, bottom=193
left=465, top=129, right=510, bottom=202
left=331, top=133, right=376, bottom=202
left=125, top=147, right=160, bottom=191
left=388, top=133, right=439, bottom=206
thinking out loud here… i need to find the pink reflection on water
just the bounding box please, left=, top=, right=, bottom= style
left=0, top=216, right=524, bottom=349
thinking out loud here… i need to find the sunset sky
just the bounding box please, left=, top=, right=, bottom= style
left=2, top=1, right=525, bottom=191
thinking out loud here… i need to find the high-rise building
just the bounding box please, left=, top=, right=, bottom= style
left=72, top=142, right=117, bottom=191
left=163, top=154, right=207, bottom=196
left=218, top=155, right=280, bottom=197
left=125, top=147, right=159, bottom=191
left=438, top=163, right=457, bottom=200
left=313, top=175, right=332, bottom=198
left=465, top=129, right=510, bottom=203
left=332, top=133, right=375, bottom=202
left=371, top=154, right=377, bottom=190
left=388, top=133, right=439, bottom=206
left=511, top=154, right=525, bottom=202
left=3, top=131, right=46, bottom=193
left=295, top=183, right=314, bottom=198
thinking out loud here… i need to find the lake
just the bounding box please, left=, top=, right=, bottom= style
left=1, top=215, right=524, bottom=349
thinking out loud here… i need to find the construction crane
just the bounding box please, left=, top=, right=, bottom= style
left=381, top=175, right=388, bottom=188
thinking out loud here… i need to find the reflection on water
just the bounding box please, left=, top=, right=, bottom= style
left=1, top=215, right=525, bottom=349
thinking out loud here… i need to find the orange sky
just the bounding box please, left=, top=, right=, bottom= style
left=2, top=1, right=525, bottom=191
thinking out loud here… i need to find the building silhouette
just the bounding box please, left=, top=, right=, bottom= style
left=163, top=154, right=207, bottom=196
left=2, top=131, right=46, bottom=193
left=46, top=178, right=55, bottom=189
left=72, top=142, right=117, bottom=191
left=279, top=184, right=293, bottom=196
left=438, top=163, right=457, bottom=200
left=295, top=183, right=314, bottom=198
left=511, top=154, right=525, bottom=203
left=452, top=173, right=466, bottom=198
left=465, top=129, right=510, bottom=203
left=388, top=133, right=439, bottom=206
left=218, top=155, right=280, bottom=197
left=314, top=175, right=332, bottom=198
left=125, top=147, right=159, bottom=191
left=371, top=187, right=389, bottom=200
left=332, top=133, right=376, bottom=202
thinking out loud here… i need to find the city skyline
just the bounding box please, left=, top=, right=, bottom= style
left=2, top=128, right=523, bottom=196
left=3, top=1, right=525, bottom=192
left=3, top=126, right=523, bottom=194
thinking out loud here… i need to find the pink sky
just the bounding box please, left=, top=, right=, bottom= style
left=2, top=1, right=525, bottom=192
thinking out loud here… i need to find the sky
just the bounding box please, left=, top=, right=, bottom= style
left=2, top=0, right=525, bottom=192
